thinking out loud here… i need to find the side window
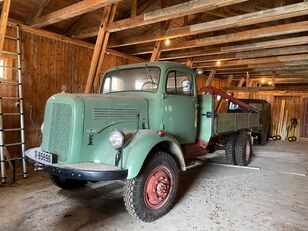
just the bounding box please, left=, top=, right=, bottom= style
left=166, top=71, right=193, bottom=96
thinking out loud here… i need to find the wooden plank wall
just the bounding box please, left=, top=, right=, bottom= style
left=256, top=95, right=302, bottom=138
left=196, top=75, right=229, bottom=94
left=235, top=91, right=303, bottom=138
left=1, top=29, right=132, bottom=152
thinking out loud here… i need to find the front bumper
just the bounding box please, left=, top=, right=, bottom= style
left=25, top=148, right=128, bottom=181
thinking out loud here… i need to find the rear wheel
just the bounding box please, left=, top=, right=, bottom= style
left=50, top=174, right=87, bottom=190
left=258, top=130, right=267, bottom=145
left=225, top=134, right=238, bottom=165
left=235, top=133, right=252, bottom=166
left=123, top=151, right=179, bottom=222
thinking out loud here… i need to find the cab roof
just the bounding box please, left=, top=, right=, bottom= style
left=107, top=61, right=192, bottom=73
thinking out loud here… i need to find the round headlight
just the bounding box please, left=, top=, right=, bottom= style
left=109, top=130, right=125, bottom=149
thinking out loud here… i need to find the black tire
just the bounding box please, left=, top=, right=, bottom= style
left=293, top=136, right=297, bottom=141
left=123, top=151, right=179, bottom=222
left=258, top=132, right=267, bottom=145
left=272, top=136, right=277, bottom=141
left=225, top=134, right=238, bottom=165
left=277, top=135, right=281, bottom=140
left=50, top=174, right=87, bottom=190
left=288, top=137, right=293, bottom=142
left=235, top=132, right=252, bottom=166
left=207, top=144, right=216, bottom=154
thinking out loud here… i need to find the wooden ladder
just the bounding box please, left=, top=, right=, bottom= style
left=0, top=0, right=27, bottom=183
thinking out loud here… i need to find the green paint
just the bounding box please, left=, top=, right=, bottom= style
left=38, top=61, right=258, bottom=180
left=197, top=95, right=213, bottom=142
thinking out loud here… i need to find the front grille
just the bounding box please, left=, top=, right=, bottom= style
left=49, top=103, right=73, bottom=162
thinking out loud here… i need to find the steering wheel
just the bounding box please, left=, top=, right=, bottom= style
left=142, top=81, right=158, bottom=90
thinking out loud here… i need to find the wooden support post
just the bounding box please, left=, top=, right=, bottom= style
left=150, top=41, right=162, bottom=62
left=248, top=79, right=254, bottom=87
left=238, top=78, right=245, bottom=87
left=93, top=4, right=117, bottom=91
left=186, top=57, right=193, bottom=67
left=131, top=0, right=137, bottom=18
left=227, top=74, right=233, bottom=87
left=246, top=72, right=250, bottom=87
left=84, top=4, right=116, bottom=93
left=205, top=68, right=216, bottom=86
left=216, top=74, right=233, bottom=112
left=0, top=0, right=11, bottom=58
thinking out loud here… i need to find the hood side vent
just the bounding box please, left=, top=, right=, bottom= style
left=92, top=108, right=141, bottom=120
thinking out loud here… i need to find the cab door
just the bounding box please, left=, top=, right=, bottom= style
left=161, top=68, right=197, bottom=144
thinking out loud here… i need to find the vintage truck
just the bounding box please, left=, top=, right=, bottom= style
left=26, top=62, right=259, bottom=222
left=228, top=98, right=271, bottom=145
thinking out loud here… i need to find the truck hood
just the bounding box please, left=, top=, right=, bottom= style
left=76, top=94, right=149, bottom=133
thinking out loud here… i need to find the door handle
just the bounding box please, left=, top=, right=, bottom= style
left=202, top=112, right=214, bottom=118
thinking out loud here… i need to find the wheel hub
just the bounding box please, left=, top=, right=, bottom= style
left=144, top=166, right=172, bottom=209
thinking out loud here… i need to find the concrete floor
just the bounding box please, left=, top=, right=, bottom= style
left=0, top=141, right=307, bottom=231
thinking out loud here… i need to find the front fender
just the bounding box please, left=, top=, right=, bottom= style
left=123, top=130, right=186, bottom=179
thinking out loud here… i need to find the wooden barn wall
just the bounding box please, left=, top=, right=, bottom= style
left=1, top=29, right=132, bottom=153
left=255, top=95, right=302, bottom=139
left=196, top=76, right=229, bottom=94
left=235, top=91, right=304, bottom=139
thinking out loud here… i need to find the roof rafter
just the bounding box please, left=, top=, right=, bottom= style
left=72, top=0, right=248, bottom=38
left=29, top=0, right=121, bottom=28
left=127, top=21, right=308, bottom=55
left=194, top=54, right=308, bottom=68
left=109, top=2, right=308, bottom=48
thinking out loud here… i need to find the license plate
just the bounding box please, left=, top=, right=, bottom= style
left=34, top=150, right=53, bottom=165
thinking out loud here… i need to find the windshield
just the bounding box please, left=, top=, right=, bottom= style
left=101, top=67, right=160, bottom=93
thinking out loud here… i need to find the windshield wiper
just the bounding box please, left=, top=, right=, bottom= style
left=144, top=64, right=155, bottom=84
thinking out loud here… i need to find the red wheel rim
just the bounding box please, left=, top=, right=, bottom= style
left=244, top=139, right=251, bottom=162
left=144, top=166, right=172, bottom=209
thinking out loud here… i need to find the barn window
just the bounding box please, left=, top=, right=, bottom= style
left=0, top=59, right=4, bottom=78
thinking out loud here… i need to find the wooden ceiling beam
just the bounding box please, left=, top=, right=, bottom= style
left=72, top=0, right=248, bottom=39
left=159, top=36, right=308, bottom=60
left=127, top=21, right=308, bottom=55
left=194, top=54, right=308, bottom=68
left=25, top=0, right=52, bottom=23
left=106, top=0, right=248, bottom=33
left=72, top=0, right=157, bottom=39
left=29, top=0, right=121, bottom=28
left=109, top=2, right=308, bottom=48
left=203, top=61, right=308, bottom=69
left=179, top=45, right=308, bottom=63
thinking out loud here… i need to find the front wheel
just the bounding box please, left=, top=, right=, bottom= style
left=50, top=174, right=87, bottom=190
left=123, top=151, right=179, bottom=222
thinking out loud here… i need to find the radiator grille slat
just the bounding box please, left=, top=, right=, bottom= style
left=49, top=103, right=73, bottom=162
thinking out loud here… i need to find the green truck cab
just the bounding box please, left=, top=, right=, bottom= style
left=26, top=62, right=259, bottom=222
